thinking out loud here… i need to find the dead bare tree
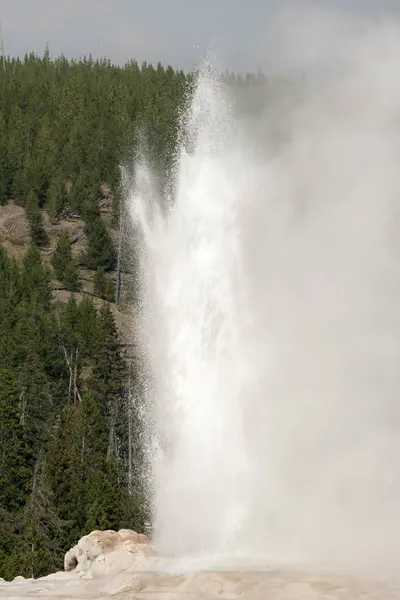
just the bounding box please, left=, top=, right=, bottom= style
left=19, top=390, right=27, bottom=426
left=115, top=204, right=123, bottom=308
left=107, top=403, right=118, bottom=460
left=61, top=345, right=82, bottom=403
left=127, top=375, right=133, bottom=494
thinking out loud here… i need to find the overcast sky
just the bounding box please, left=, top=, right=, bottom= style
left=2, top=0, right=400, bottom=72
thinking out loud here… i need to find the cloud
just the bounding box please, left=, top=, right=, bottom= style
left=253, top=2, right=400, bottom=76
left=1, top=0, right=176, bottom=65
left=3, top=0, right=400, bottom=70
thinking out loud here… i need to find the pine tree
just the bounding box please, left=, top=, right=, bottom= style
left=81, top=392, right=122, bottom=533
left=46, top=403, right=86, bottom=547
left=22, top=243, right=52, bottom=308
left=13, top=454, right=65, bottom=579
left=63, top=259, right=80, bottom=291
left=0, top=369, right=33, bottom=513
left=51, top=233, right=79, bottom=290
left=89, top=305, right=128, bottom=508
left=47, top=173, right=68, bottom=220
left=84, top=458, right=122, bottom=533
left=93, top=267, right=115, bottom=301
left=25, top=191, right=48, bottom=247
left=93, top=267, right=107, bottom=298
left=0, top=114, right=9, bottom=204
left=18, top=348, right=53, bottom=457
left=83, top=217, right=116, bottom=271
left=78, top=297, right=99, bottom=359
left=33, top=115, right=57, bottom=203
left=91, top=304, right=126, bottom=400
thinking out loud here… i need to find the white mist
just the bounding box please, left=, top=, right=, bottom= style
left=128, top=8, right=400, bottom=579
left=129, top=70, right=254, bottom=557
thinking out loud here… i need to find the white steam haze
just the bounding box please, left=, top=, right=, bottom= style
left=127, top=5, right=400, bottom=580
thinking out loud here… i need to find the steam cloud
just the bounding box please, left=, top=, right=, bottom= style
left=128, top=5, right=400, bottom=579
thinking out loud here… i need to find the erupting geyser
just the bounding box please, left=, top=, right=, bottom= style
left=129, top=69, right=253, bottom=559
left=127, top=10, right=400, bottom=579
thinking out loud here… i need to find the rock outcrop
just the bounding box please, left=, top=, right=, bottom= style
left=64, top=529, right=155, bottom=577
left=0, top=202, right=29, bottom=242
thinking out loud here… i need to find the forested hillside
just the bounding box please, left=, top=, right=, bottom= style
left=0, top=246, right=144, bottom=579
left=0, top=50, right=274, bottom=581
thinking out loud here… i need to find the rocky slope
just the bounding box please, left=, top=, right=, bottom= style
left=0, top=201, right=134, bottom=342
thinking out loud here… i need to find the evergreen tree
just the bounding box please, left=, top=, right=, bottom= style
left=0, top=114, right=9, bottom=204
left=83, top=217, right=116, bottom=271
left=51, top=233, right=79, bottom=290
left=91, top=304, right=126, bottom=401
left=18, top=348, right=53, bottom=456
left=81, top=392, right=122, bottom=533
left=11, top=455, right=64, bottom=579
left=78, top=297, right=99, bottom=359
left=63, top=259, right=80, bottom=291
left=0, top=369, right=33, bottom=513
left=46, top=403, right=86, bottom=548
left=47, top=173, right=68, bottom=220
left=93, top=267, right=115, bottom=301
left=21, top=243, right=52, bottom=308
left=93, top=267, right=107, bottom=298
left=25, top=191, right=48, bottom=247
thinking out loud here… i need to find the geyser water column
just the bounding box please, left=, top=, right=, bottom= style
left=128, top=13, right=400, bottom=577
left=129, top=67, right=255, bottom=557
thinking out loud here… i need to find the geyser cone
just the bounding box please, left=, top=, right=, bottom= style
left=128, top=14, right=400, bottom=577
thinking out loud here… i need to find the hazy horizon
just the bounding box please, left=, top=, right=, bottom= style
left=3, top=1, right=400, bottom=72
